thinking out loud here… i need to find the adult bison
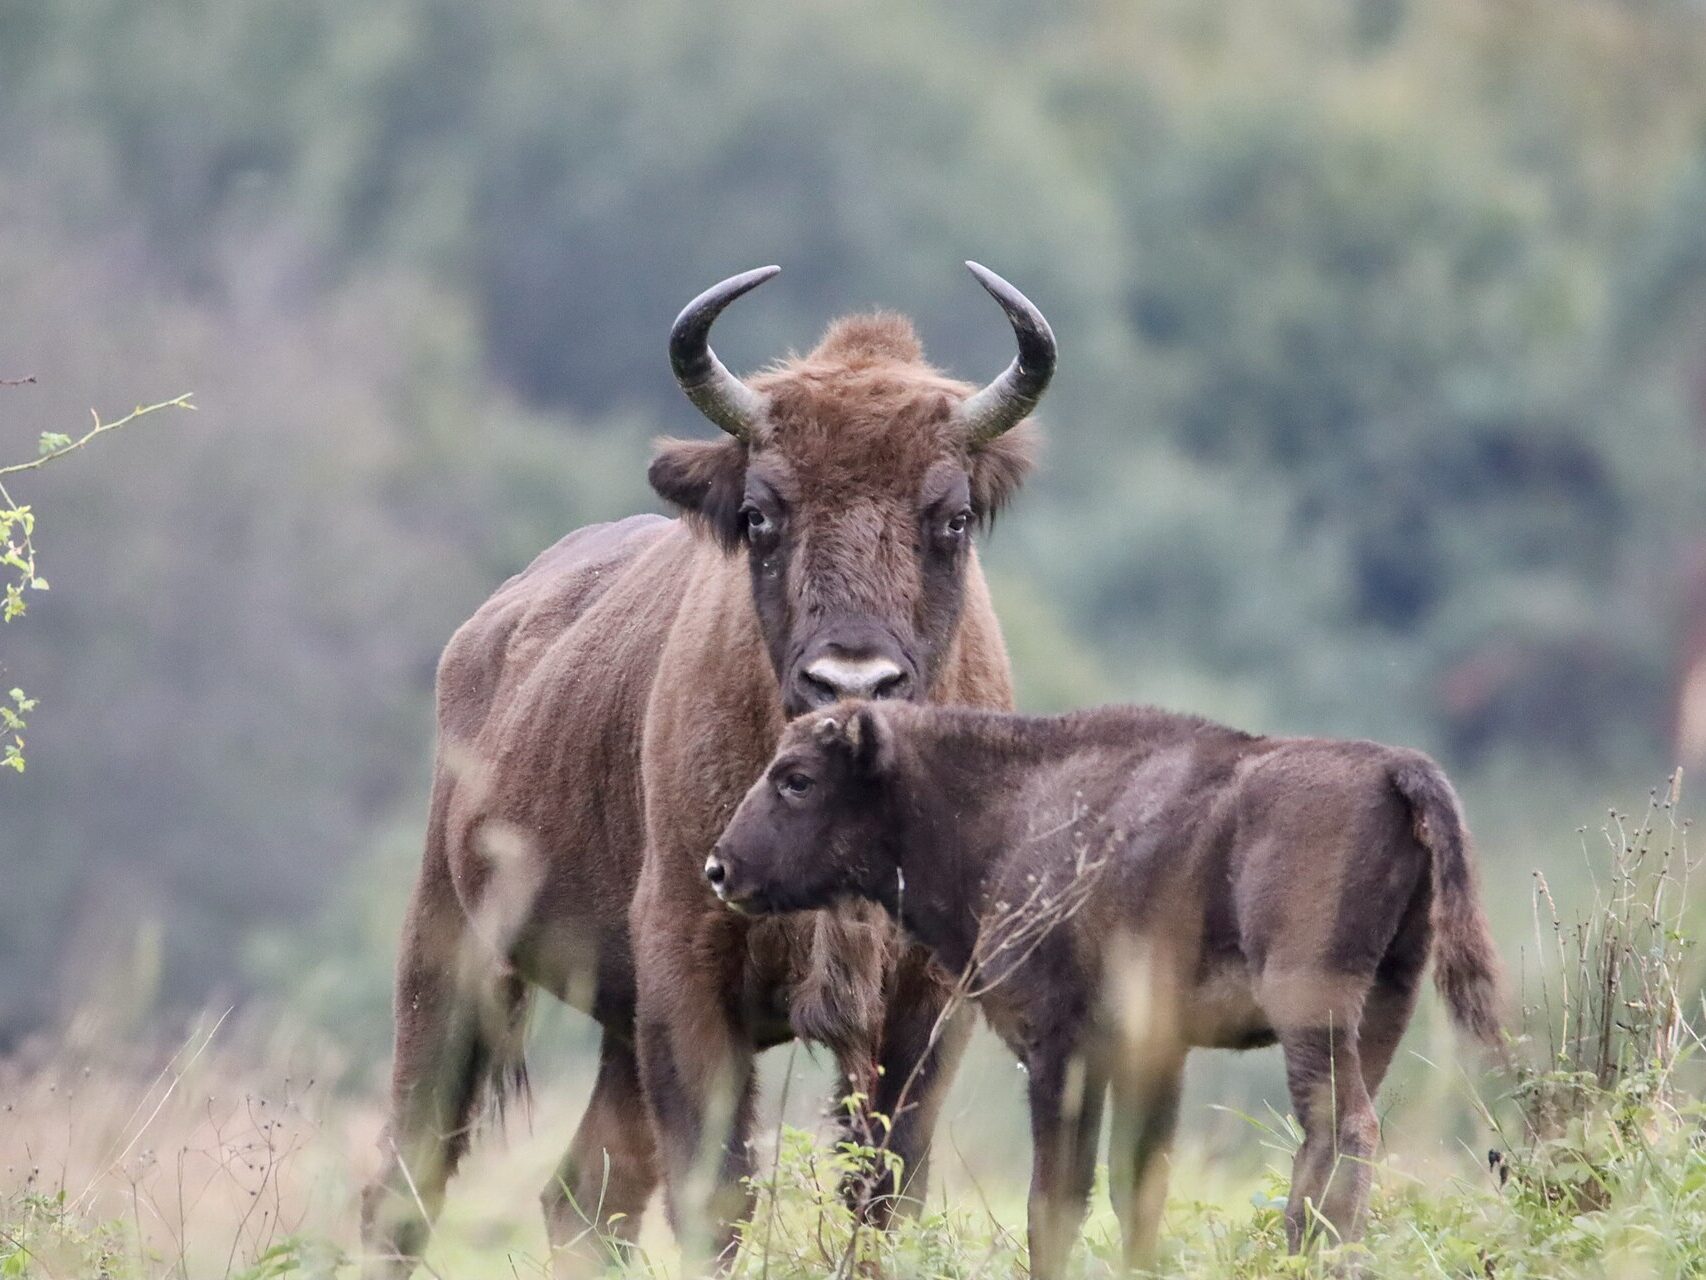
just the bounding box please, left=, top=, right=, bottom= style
left=360, top=264, right=1055, bottom=1276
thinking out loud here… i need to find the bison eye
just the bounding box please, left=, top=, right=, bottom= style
left=944, top=509, right=971, bottom=537
left=778, top=772, right=814, bottom=798
left=741, top=506, right=772, bottom=539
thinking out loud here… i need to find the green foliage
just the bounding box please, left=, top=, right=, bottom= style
left=0, top=396, right=192, bottom=773
left=1499, top=775, right=1703, bottom=1253
left=0, top=1192, right=126, bottom=1279
left=1, top=689, right=36, bottom=774
left=0, top=499, right=43, bottom=623
left=0, top=1190, right=342, bottom=1279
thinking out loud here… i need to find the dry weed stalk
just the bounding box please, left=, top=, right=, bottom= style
left=1, top=1013, right=347, bottom=1278
left=1517, top=769, right=1703, bottom=1140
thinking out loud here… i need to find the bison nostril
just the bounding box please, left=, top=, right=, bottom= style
left=800, top=671, right=839, bottom=707
left=872, top=669, right=908, bottom=699
left=704, top=855, right=727, bottom=886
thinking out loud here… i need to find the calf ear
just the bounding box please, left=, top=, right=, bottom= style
left=649, top=437, right=747, bottom=551
left=845, top=706, right=895, bottom=778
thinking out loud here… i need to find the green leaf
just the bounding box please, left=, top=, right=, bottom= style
left=36, top=431, right=72, bottom=455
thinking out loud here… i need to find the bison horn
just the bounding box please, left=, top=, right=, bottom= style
left=953, top=261, right=1057, bottom=445
left=669, top=265, right=779, bottom=441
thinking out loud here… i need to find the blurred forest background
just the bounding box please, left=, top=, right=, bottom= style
left=3, top=0, right=1706, bottom=1088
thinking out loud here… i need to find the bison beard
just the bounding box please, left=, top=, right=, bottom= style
left=359, top=265, right=1054, bottom=1277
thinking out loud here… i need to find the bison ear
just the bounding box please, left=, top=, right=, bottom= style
left=969, top=420, right=1038, bottom=528
left=845, top=706, right=895, bottom=778
left=649, top=437, right=747, bottom=551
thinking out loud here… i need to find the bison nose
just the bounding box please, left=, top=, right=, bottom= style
left=800, top=654, right=909, bottom=705
left=704, top=854, right=728, bottom=888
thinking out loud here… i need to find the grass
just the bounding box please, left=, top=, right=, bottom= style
left=2, top=778, right=1701, bottom=1278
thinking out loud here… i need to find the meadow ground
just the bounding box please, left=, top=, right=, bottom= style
left=3, top=782, right=1701, bottom=1279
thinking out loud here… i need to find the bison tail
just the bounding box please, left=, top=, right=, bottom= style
left=1390, top=756, right=1506, bottom=1051
left=472, top=973, right=534, bottom=1135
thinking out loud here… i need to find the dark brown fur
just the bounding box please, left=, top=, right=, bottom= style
left=360, top=316, right=1034, bottom=1277
left=710, top=701, right=1506, bottom=1279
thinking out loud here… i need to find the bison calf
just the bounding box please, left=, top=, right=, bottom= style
left=706, top=701, right=1504, bottom=1277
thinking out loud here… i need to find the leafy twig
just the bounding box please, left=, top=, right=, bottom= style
left=1, top=392, right=193, bottom=770
left=0, top=392, right=195, bottom=479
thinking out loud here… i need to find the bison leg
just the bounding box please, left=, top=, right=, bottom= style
left=840, top=952, right=976, bottom=1227
left=634, top=988, right=757, bottom=1270
left=1357, top=974, right=1423, bottom=1106
left=1023, top=1048, right=1107, bottom=1280
left=1358, top=884, right=1431, bottom=1099
left=1108, top=1053, right=1184, bottom=1271
left=1277, top=1019, right=1379, bottom=1252
left=361, top=870, right=525, bottom=1279
left=540, top=1030, right=659, bottom=1277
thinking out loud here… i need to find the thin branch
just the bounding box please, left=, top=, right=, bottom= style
left=0, top=393, right=194, bottom=479
left=0, top=375, right=36, bottom=387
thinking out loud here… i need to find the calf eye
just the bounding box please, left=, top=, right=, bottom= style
left=779, top=772, right=814, bottom=797
left=944, top=509, right=971, bottom=537
left=741, top=506, right=772, bottom=537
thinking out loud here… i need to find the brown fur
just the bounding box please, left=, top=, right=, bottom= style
left=359, top=316, right=1036, bottom=1277
left=711, top=702, right=1506, bottom=1279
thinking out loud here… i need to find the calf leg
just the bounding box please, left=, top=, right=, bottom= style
left=831, top=1058, right=887, bottom=1225
left=1357, top=975, right=1422, bottom=1102
left=1108, top=1055, right=1185, bottom=1272
left=1359, top=888, right=1431, bottom=1100
left=1025, top=1049, right=1108, bottom=1280
left=541, top=1031, right=659, bottom=1277
left=842, top=953, right=976, bottom=1227
left=1278, top=1020, right=1379, bottom=1252
left=361, top=873, right=525, bottom=1278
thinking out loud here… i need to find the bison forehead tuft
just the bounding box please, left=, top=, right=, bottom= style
left=751, top=318, right=972, bottom=461
left=809, top=312, right=926, bottom=366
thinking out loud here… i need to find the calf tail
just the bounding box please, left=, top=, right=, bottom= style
left=1390, top=756, right=1506, bottom=1049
